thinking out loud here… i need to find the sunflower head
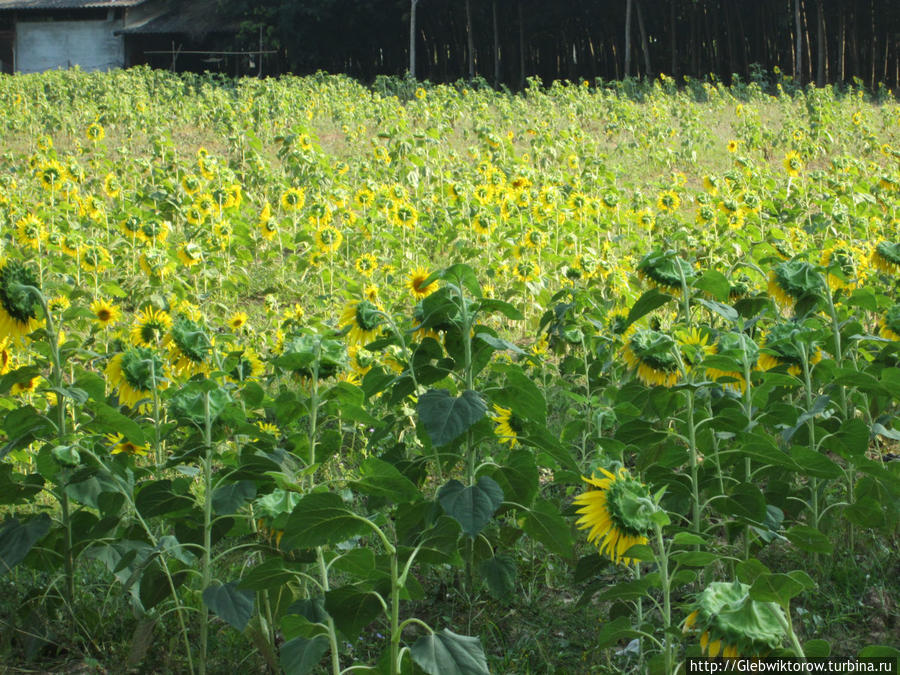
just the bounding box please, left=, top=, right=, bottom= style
left=131, top=306, right=173, bottom=347
left=90, top=299, right=121, bottom=328
left=683, top=581, right=787, bottom=658
left=167, top=316, right=211, bottom=377
left=339, top=300, right=383, bottom=347
left=106, top=347, right=167, bottom=410
left=0, top=260, right=42, bottom=341
left=767, top=261, right=822, bottom=314
left=622, top=329, right=681, bottom=387
left=574, top=467, right=656, bottom=566
left=757, top=322, right=822, bottom=376
left=636, top=250, right=696, bottom=293
left=783, top=151, right=803, bottom=177
left=879, top=303, right=900, bottom=341
left=106, top=433, right=149, bottom=456
left=408, top=267, right=438, bottom=299
left=872, top=241, right=900, bottom=276
left=490, top=404, right=523, bottom=447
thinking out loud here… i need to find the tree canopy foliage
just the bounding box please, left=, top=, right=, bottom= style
left=218, top=0, right=900, bottom=89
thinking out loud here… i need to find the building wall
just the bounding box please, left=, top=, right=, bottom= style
left=15, top=18, right=124, bottom=73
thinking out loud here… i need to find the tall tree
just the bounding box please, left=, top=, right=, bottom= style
left=409, top=0, right=419, bottom=78
left=624, top=0, right=633, bottom=77
left=794, top=0, right=803, bottom=84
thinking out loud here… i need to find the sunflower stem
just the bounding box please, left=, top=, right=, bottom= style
left=316, top=547, right=342, bottom=675
left=198, top=390, right=214, bottom=675
left=654, top=521, right=674, bottom=674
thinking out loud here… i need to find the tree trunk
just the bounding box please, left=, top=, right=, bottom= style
left=492, top=0, right=500, bottom=84
left=465, top=0, right=475, bottom=78
left=794, top=0, right=802, bottom=84
left=670, top=0, right=677, bottom=77
left=635, top=0, right=652, bottom=78
left=624, top=0, right=633, bottom=77
left=518, top=0, right=525, bottom=88
left=409, top=0, right=418, bottom=78
left=816, top=0, right=825, bottom=85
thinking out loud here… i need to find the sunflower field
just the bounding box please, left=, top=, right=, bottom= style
left=0, top=68, right=899, bottom=674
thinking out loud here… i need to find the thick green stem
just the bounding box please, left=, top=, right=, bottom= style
left=390, top=551, right=401, bottom=675
left=654, top=523, right=673, bottom=674
left=685, top=391, right=701, bottom=535
left=199, top=392, right=214, bottom=675
left=317, top=547, right=342, bottom=675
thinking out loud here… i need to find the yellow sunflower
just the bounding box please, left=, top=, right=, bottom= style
left=90, top=299, right=122, bottom=328
left=228, top=311, right=249, bottom=332
left=130, top=306, right=173, bottom=347
left=105, top=433, right=149, bottom=456
left=407, top=267, right=437, bottom=299
left=490, top=405, right=521, bottom=447
left=0, top=260, right=43, bottom=341
left=573, top=467, right=655, bottom=566
left=280, top=187, right=306, bottom=211
left=339, top=300, right=383, bottom=346
left=106, top=347, right=168, bottom=411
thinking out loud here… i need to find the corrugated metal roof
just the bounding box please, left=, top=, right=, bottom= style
left=118, top=0, right=236, bottom=35
left=0, top=0, right=145, bottom=9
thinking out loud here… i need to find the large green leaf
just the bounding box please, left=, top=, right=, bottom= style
left=749, top=572, right=812, bottom=605
left=624, top=288, right=673, bottom=331
left=417, top=389, right=486, bottom=447
left=212, top=480, right=257, bottom=515
left=0, top=514, right=50, bottom=574
left=478, top=554, right=516, bottom=600
left=478, top=450, right=538, bottom=507
left=324, top=585, right=383, bottom=640
left=785, top=525, right=833, bottom=554
left=595, top=616, right=644, bottom=648
left=520, top=499, right=574, bottom=558
left=349, top=457, right=419, bottom=503
left=282, top=492, right=370, bottom=550
left=280, top=635, right=330, bottom=675
left=203, top=580, right=255, bottom=631
left=410, top=629, right=490, bottom=675
left=491, top=364, right=546, bottom=423
left=438, top=477, right=503, bottom=538
left=90, top=402, right=146, bottom=447
left=135, top=480, right=193, bottom=518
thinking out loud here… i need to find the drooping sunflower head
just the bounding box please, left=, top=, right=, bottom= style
left=705, top=331, right=758, bottom=394
left=166, top=316, right=211, bottom=377
left=106, top=347, right=168, bottom=410
left=656, top=190, right=681, bottom=213
left=879, top=303, right=900, bottom=341
left=757, top=321, right=822, bottom=376
left=339, top=300, right=384, bottom=347
left=130, top=306, right=173, bottom=347
left=820, top=244, right=864, bottom=290
left=0, top=260, right=43, bottom=341
left=783, top=151, right=803, bottom=177
left=767, top=261, right=822, bottom=314
left=85, top=122, right=105, bottom=143
left=622, top=329, right=681, bottom=388
left=177, top=242, right=204, bottom=268
left=636, top=250, right=696, bottom=294
left=280, top=187, right=306, bottom=211
left=315, top=225, right=342, bottom=253
left=513, top=259, right=541, bottom=283
left=574, top=467, right=655, bottom=566
left=871, top=241, right=900, bottom=276
left=407, top=267, right=438, bottom=299
left=490, top=404, right=523, bottom=447
left=683, top=581, right=787, bottom=658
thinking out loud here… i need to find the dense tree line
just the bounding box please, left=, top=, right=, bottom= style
left=219, top=0, right=900, bottom=89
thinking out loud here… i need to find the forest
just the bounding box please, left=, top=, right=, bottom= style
left=218, top=0, right=900, bottom=89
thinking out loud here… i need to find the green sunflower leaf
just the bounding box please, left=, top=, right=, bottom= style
left=438, top=477, right=503, bottom=538
left=0, top=513, right=50, bottom=575
left=282, top=492, right=370, bottom=550
left=280, top=635, right=331, bottom=675
left=417, top=389, right=486, bottom=447
left=520, top=498, right=574, bottom=558
left=410, top=629, right=490, bottom=675
left=624, top=288, right=674, bottom=331
left=202, top=580, right=254, bottom=631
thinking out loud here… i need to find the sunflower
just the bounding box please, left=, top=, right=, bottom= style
left=16, top=214, right=45, bottom=250
left=37, top=160, right=66, bottom=191
left=228, top=311, right=249, bottom=332
left=139, top=250, right=174, bottom=281
left=106, top=347, right=167, bottom=411
left=726, top=139, right=740, bottom=153
left=820, top=244, right=863, bottom=290
left=315, top=225, right=342, bottom=253
left=636, top=250, right=696, bottom=293
left=783, top=151, right=803, bottom=177
left=513, top=259, right=540, bottom=283
left=90, top=299, right=122, bottom=328
left=354, top=188, right=375, bottom=210
left=490, top=405, right=522, bottom=447
left=355, top=253, right=378, bottom=277
left=705, top=332, right=757, bottom=394
left=407, top=267, right=437, bottom=299
left=656, top=190, right=681, bottom=213
left=683, top=581, right=787, bottom=658
left=181, top=173, right=202, bottom=195
left=103, top=172, right=121, bottom=199
left=522, top=228, right=544, bottom=250
left=757, top=322, right=822, bottom=376
left=339, top=300, right=383, bottom=347
left=166, top=316, right=212, bottom=378
left=130, top=306, right=173, bottom=347
left=11, top=374, right=42, bottom=397
left=767, top=261, right=822, bottom=313
left=574, top=467, right=655, bottom=566
left=393, top=203, right=418, bottom=230
left=85, top=122, right=105, bottom=143
left=106, top=433, right=149, bottom=456
left=0, top=338, right=12, bottom=375
left=280, top=187, right=306, bottom=211
left=226, top=346, right=265, bottom=383
left=364, top=284, right=379, bottom=302
left=0, top=260, right=42, bottom=341
left=879, top=303, right=900, bottom=341
left=871, top=241, right=900, bottom=276
left=177, top=242, right=204, bottom=268
left=622, top=329, right=681, bottom=388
